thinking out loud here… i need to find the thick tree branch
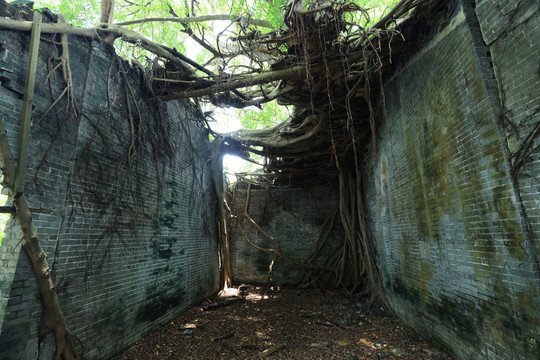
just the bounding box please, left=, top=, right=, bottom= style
left=154, top=64, right=308, bottom=101
left=153, top=49, right=369, bottom=102
left=0, top=18, right=196, bottom=77
left=115, top=14, right=274, bottom=29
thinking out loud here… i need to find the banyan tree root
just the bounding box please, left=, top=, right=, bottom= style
left=233, top=179, right=385, bottom=306
left=336, top=161, right=385, bottom=306
left=0, top=120, right=79, bottom=360
left=234, top=183, right=335, bottom=282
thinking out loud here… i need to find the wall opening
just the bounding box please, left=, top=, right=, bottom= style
left=0, top=176, right=10, bottom=246
left=0, top=176, right=16, bottom=331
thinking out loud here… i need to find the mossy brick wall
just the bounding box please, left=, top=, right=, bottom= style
left=363, top=0, right=539, bottom=359
left=229, top=183, right=343, bottom=285
left=476, top=0, right=540, bottom=284
left=0, top=26, right=219, bottom=360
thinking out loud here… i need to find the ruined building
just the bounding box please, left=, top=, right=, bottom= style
left=0, top=0, right=538, bottom=359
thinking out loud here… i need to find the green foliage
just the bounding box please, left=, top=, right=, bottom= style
left=32, top=0, right=400, bottom=132
left=0, top=215, right=6, bottom=246
left=238, top=100, right=291, bottom=130
left=35, top=1, right=402, bottom=42
left=115, top=0, right=185, bottom=44
left=227, top=0, right=287, bottom=29
left=34, top=0, right=401, bottom=66
left=37, top=0, right=100, bottom=27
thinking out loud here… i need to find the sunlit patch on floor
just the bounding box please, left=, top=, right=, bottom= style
left=114, top=285, right=452, bottom=360
left=219, top=284, right=276, bottom=301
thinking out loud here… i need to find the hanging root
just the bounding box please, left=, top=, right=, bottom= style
left=233, top=179, right=385, bottom=307
left=0, top=103, right=79, bottom=360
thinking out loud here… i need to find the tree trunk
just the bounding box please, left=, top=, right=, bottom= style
left=0, top=119, right=78, bottom=359
left=100, top=0, right=115, bottom=24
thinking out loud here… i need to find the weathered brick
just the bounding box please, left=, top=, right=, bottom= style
left=363, top=1, right=539, bottom=359
left=0, top=9, right=218, bottom=360
left=229, top=184, right=343, bottom=285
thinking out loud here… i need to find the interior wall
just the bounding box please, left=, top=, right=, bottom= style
left=228, top=183, right=343, bottom=285
left=475, top=0, right=540, bottom=283
left=0, top=22, right=218, bottom=360
left=362, top=0, right=539, bottom=358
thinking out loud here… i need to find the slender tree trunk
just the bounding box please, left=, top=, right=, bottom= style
left=100, top=0, right=115, bottom=24
left=0, top=120, right=78, bottom=359
left=211, top=139, right=231, bottom=289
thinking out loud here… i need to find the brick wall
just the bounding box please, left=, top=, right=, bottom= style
left=476, top=0, right=540, bottom=292
left=363, top=0, right=539, bottom=358
left=0, top=22, right=218, bottom=360
left=229, top=183, right=343, bottom=285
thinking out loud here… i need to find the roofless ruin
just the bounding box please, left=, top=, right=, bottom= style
left=0, top=0, right=538, bottom=359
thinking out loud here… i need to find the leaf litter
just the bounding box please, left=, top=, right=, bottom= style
left=113, top=285, right=452, bottom=359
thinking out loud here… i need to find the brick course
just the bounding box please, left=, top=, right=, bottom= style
left=0, top=24, right=218, bottom=360
left=363, top=0, right=539, bottom=358
left=229, top=183, right=343, bottom=285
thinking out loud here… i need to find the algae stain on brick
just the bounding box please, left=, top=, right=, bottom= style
left=479, top=125, right=527, bottom=262
left=491, top=182, right=526, bottom=261
left=381, top=158, right=387, bottom=186
left=455, top=121, right=527, bottom=266
left=400, top=78, right=459, bottom=244
left=448, top=127, right=500, bottom=274
left=387, top=48, right=530, bottom=347
left=255, top=237, right=274, bottom=274
left=403, top=124, right=431, bottom=238
left=158, top=180, right=182, bottom=229
left=417, top=74, right=462, bottom=240
left=100, top=297, right=127, bottom=335
left=137, top=269, right=186, bottom=322
left=397, top=233, right=435, bottom=302
left=150, top=237, right=180, bottom=260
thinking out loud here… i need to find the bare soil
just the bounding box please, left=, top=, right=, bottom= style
left=113, top=285, right=452, bottom=359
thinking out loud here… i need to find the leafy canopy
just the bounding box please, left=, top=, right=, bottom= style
left=35, top=0, right=400, bottom=131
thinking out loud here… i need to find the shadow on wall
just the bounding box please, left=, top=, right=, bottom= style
left=363, top=0, right=540, bottom=359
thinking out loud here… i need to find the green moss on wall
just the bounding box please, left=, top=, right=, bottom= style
left=136, top=269, right=186, bottom=323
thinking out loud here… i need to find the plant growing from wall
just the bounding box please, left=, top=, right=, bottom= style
left=0, top=0, right=451, bottom=358
left=0, top=119, right=79, bottom=358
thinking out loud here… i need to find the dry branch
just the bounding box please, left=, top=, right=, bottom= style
left=259, top=344, right=284, bottom=358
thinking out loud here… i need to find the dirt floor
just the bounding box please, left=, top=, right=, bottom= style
left=113, top=285, right=452, bottom=359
